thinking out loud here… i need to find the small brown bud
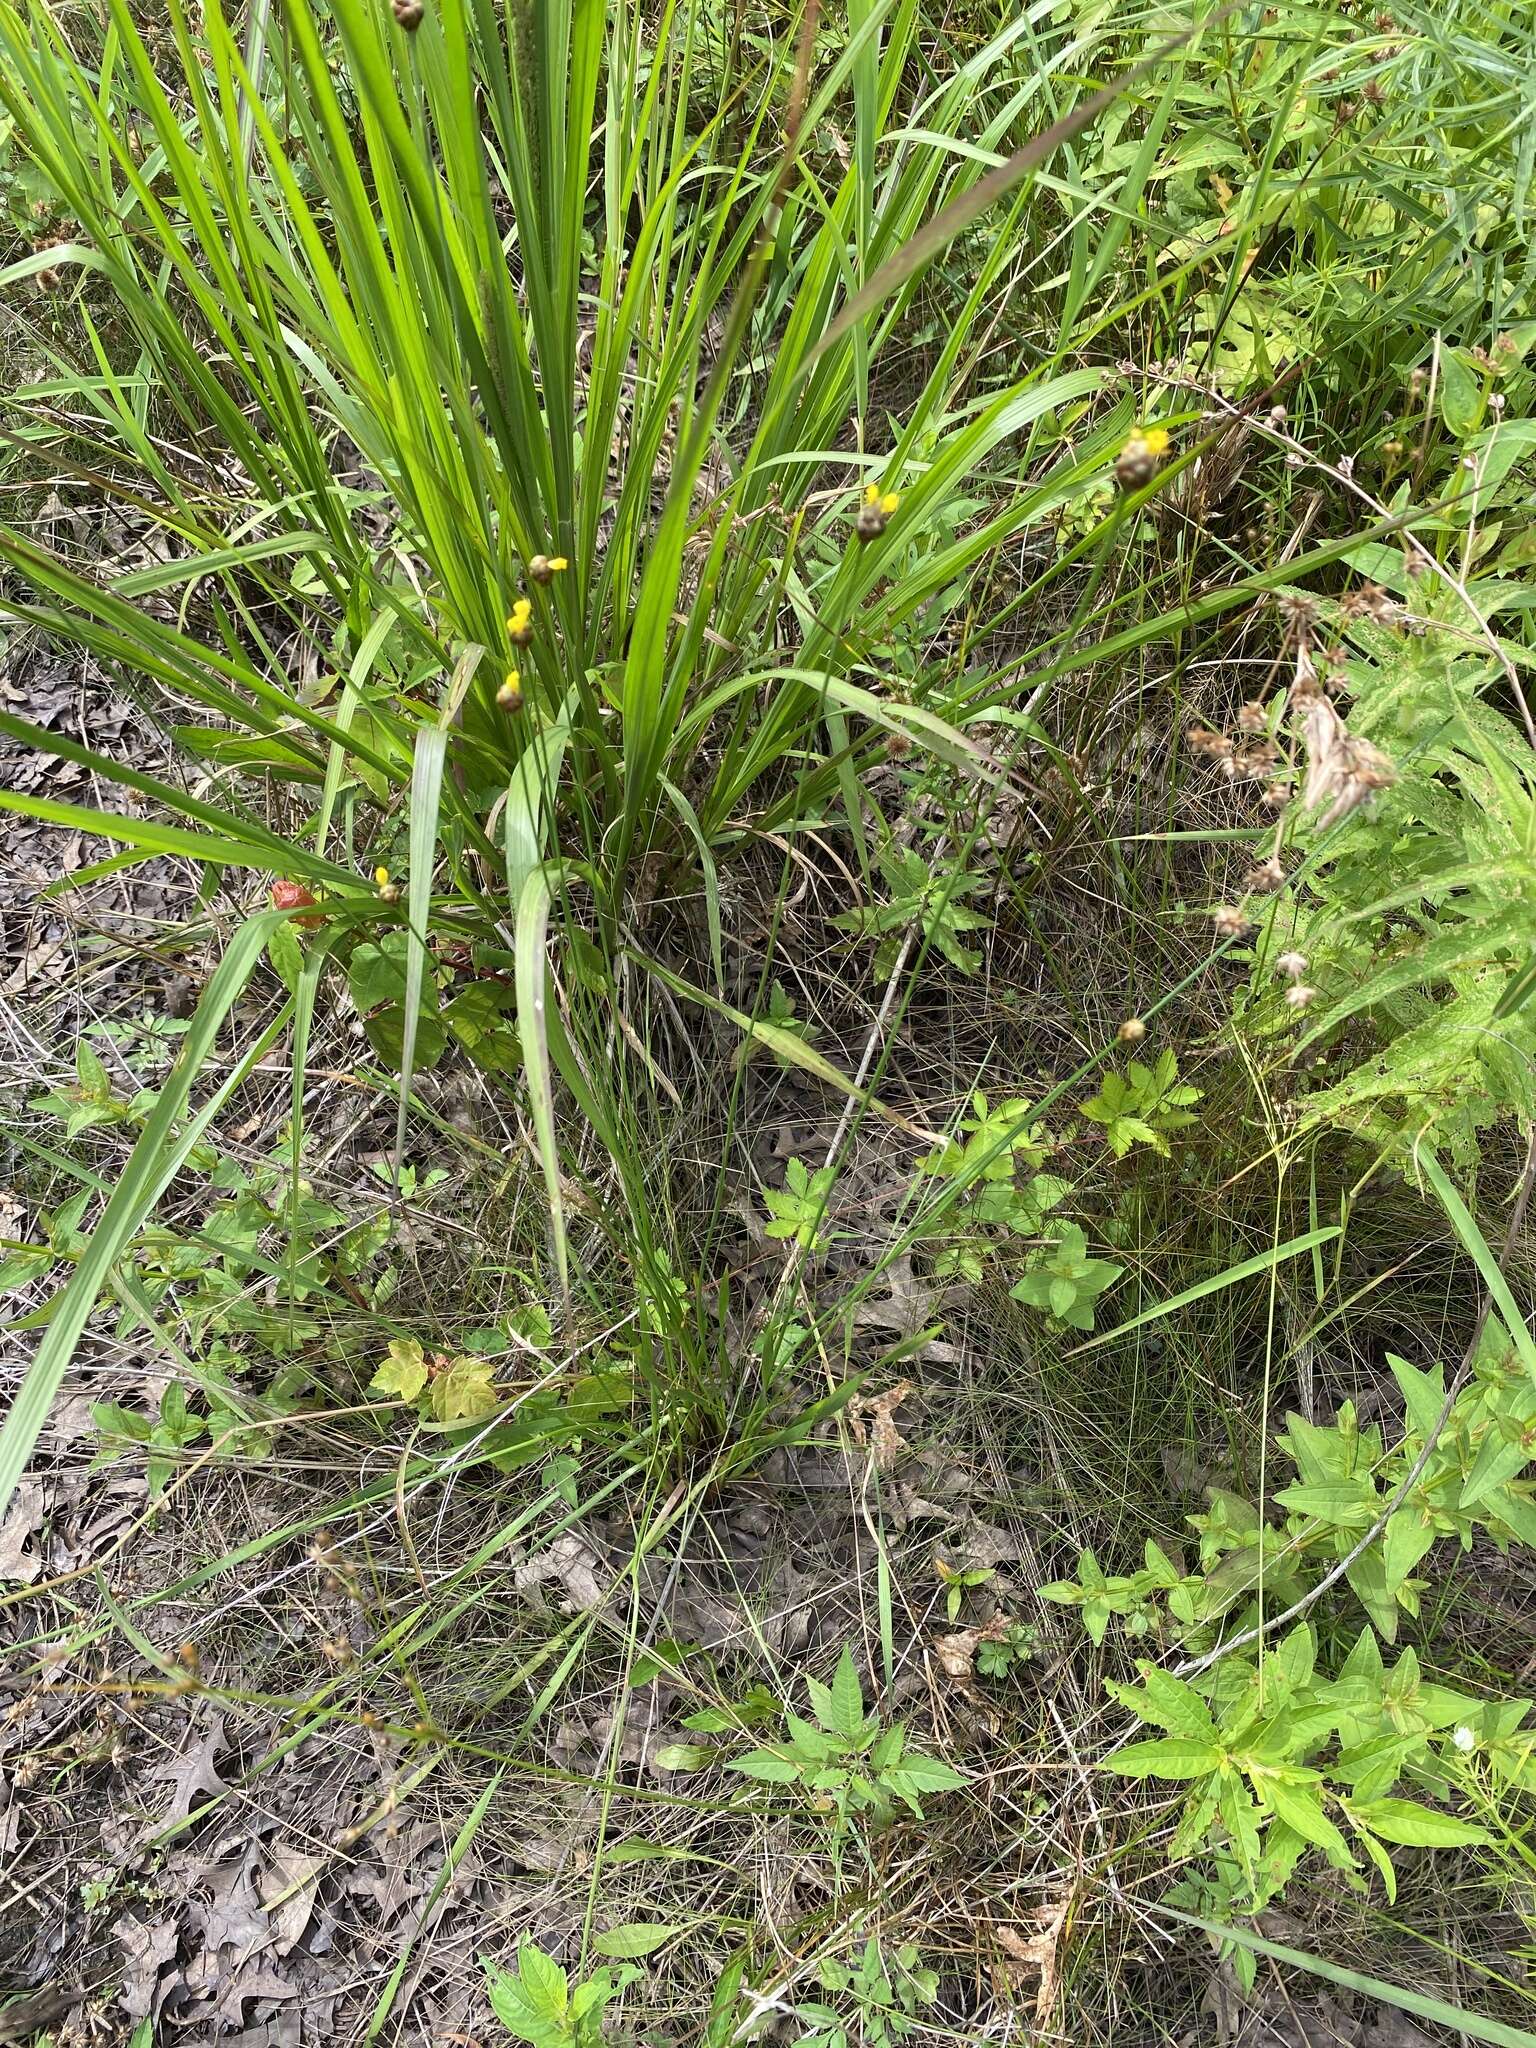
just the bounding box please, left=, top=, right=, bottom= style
left=1116, top=1017, right=1146, bottom=1044
left=377, top=880, right=402, bottom=906
left=392, top=0, right=424, bottom=27
left=496, top=677, right=524, bottom=713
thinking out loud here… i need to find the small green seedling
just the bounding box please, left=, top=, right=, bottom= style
left=763, top=1159, right=838, bottom=1253
left=1079, top=1048, right=1201, bottom=1158
left=834, top=846, right=991, bottom=977
left=792, top=1936, right=939, bottom=2048
left=1009, top=1224, right=1122, bottom=1331
left=484, top=1939, right=639, bottom=2048
left=728, top=1646, right=966, bottom=1831
left=935, top=1557, right=995, bottom=1622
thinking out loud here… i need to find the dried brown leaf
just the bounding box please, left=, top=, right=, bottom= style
left=995, top=1896, right=1070, bottom=2024
left=847, top=1379, right=913, bottom=1473
left=148, top=1713, right=229, bottom=1825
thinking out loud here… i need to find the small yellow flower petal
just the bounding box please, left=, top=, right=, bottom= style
left=374, top=866, right=390, bottom=888
left=1141, top=426, right=1170, bottom=457
left=879, top=491, right=900, bottom=516
left=548, top=556, right=568, bottom=572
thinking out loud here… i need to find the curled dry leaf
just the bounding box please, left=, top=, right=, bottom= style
left=994, top=1895, right=1070, bottom=2025
left=258, top=1842, right=326, bottom=1956
left=847, top=1379, right=913, bottom=1473
left=513, top=1532, right=605, bottom=1611
left=0, top=1480, right=46, bottom=1583
left=933, top=1611, right=1013, bottom=1685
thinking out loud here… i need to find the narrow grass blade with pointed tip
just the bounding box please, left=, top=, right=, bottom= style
left=0, top=913, right=289, bottom=1516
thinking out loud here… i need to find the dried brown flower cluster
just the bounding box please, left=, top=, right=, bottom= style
left=1184, top=721, right=1281, bottom=786
left=1187, top=581, right=1399, bottom=983
left=1286, top=618, right=1396, bottom=830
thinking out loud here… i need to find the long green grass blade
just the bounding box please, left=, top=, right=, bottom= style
left=0, top=914, right=284, bottom=1516
left=1155, top=1908, right=1536, bottom=2048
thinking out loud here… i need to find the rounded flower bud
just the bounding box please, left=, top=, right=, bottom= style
left=1114, top=425, right=1170, bottom=491
left=855, top=483, right=900, bottom=541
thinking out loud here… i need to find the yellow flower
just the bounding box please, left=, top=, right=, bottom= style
left=528, top=553, right=569, bottom=584
left=507, top=597, right=533, bottom=646
left=374, top=866, right=390, bottom=888
left=856, top=482, right=900, bottom=540
left=496, top=670, right=524, bottom=712
left=1114, top=425, right=1171, bottom=490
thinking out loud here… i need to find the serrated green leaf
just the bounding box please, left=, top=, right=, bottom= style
left=826, top=1645, right=865, bottom=1739
left=1110, top=1665, right=1219, bottom=1742
left=654, top=1743, right=715, bottom=1773
left=1260, top=1776, right=1352, bottom=1864
left=370, top=1337, right=429, bottom=1404
left=727, top=1749, right=801, bottom=1783
left=429, top=1354, right=498, bottom=1424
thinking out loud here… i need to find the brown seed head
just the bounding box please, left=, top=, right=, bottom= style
left=1242, top=857, right=1286, bottom=894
